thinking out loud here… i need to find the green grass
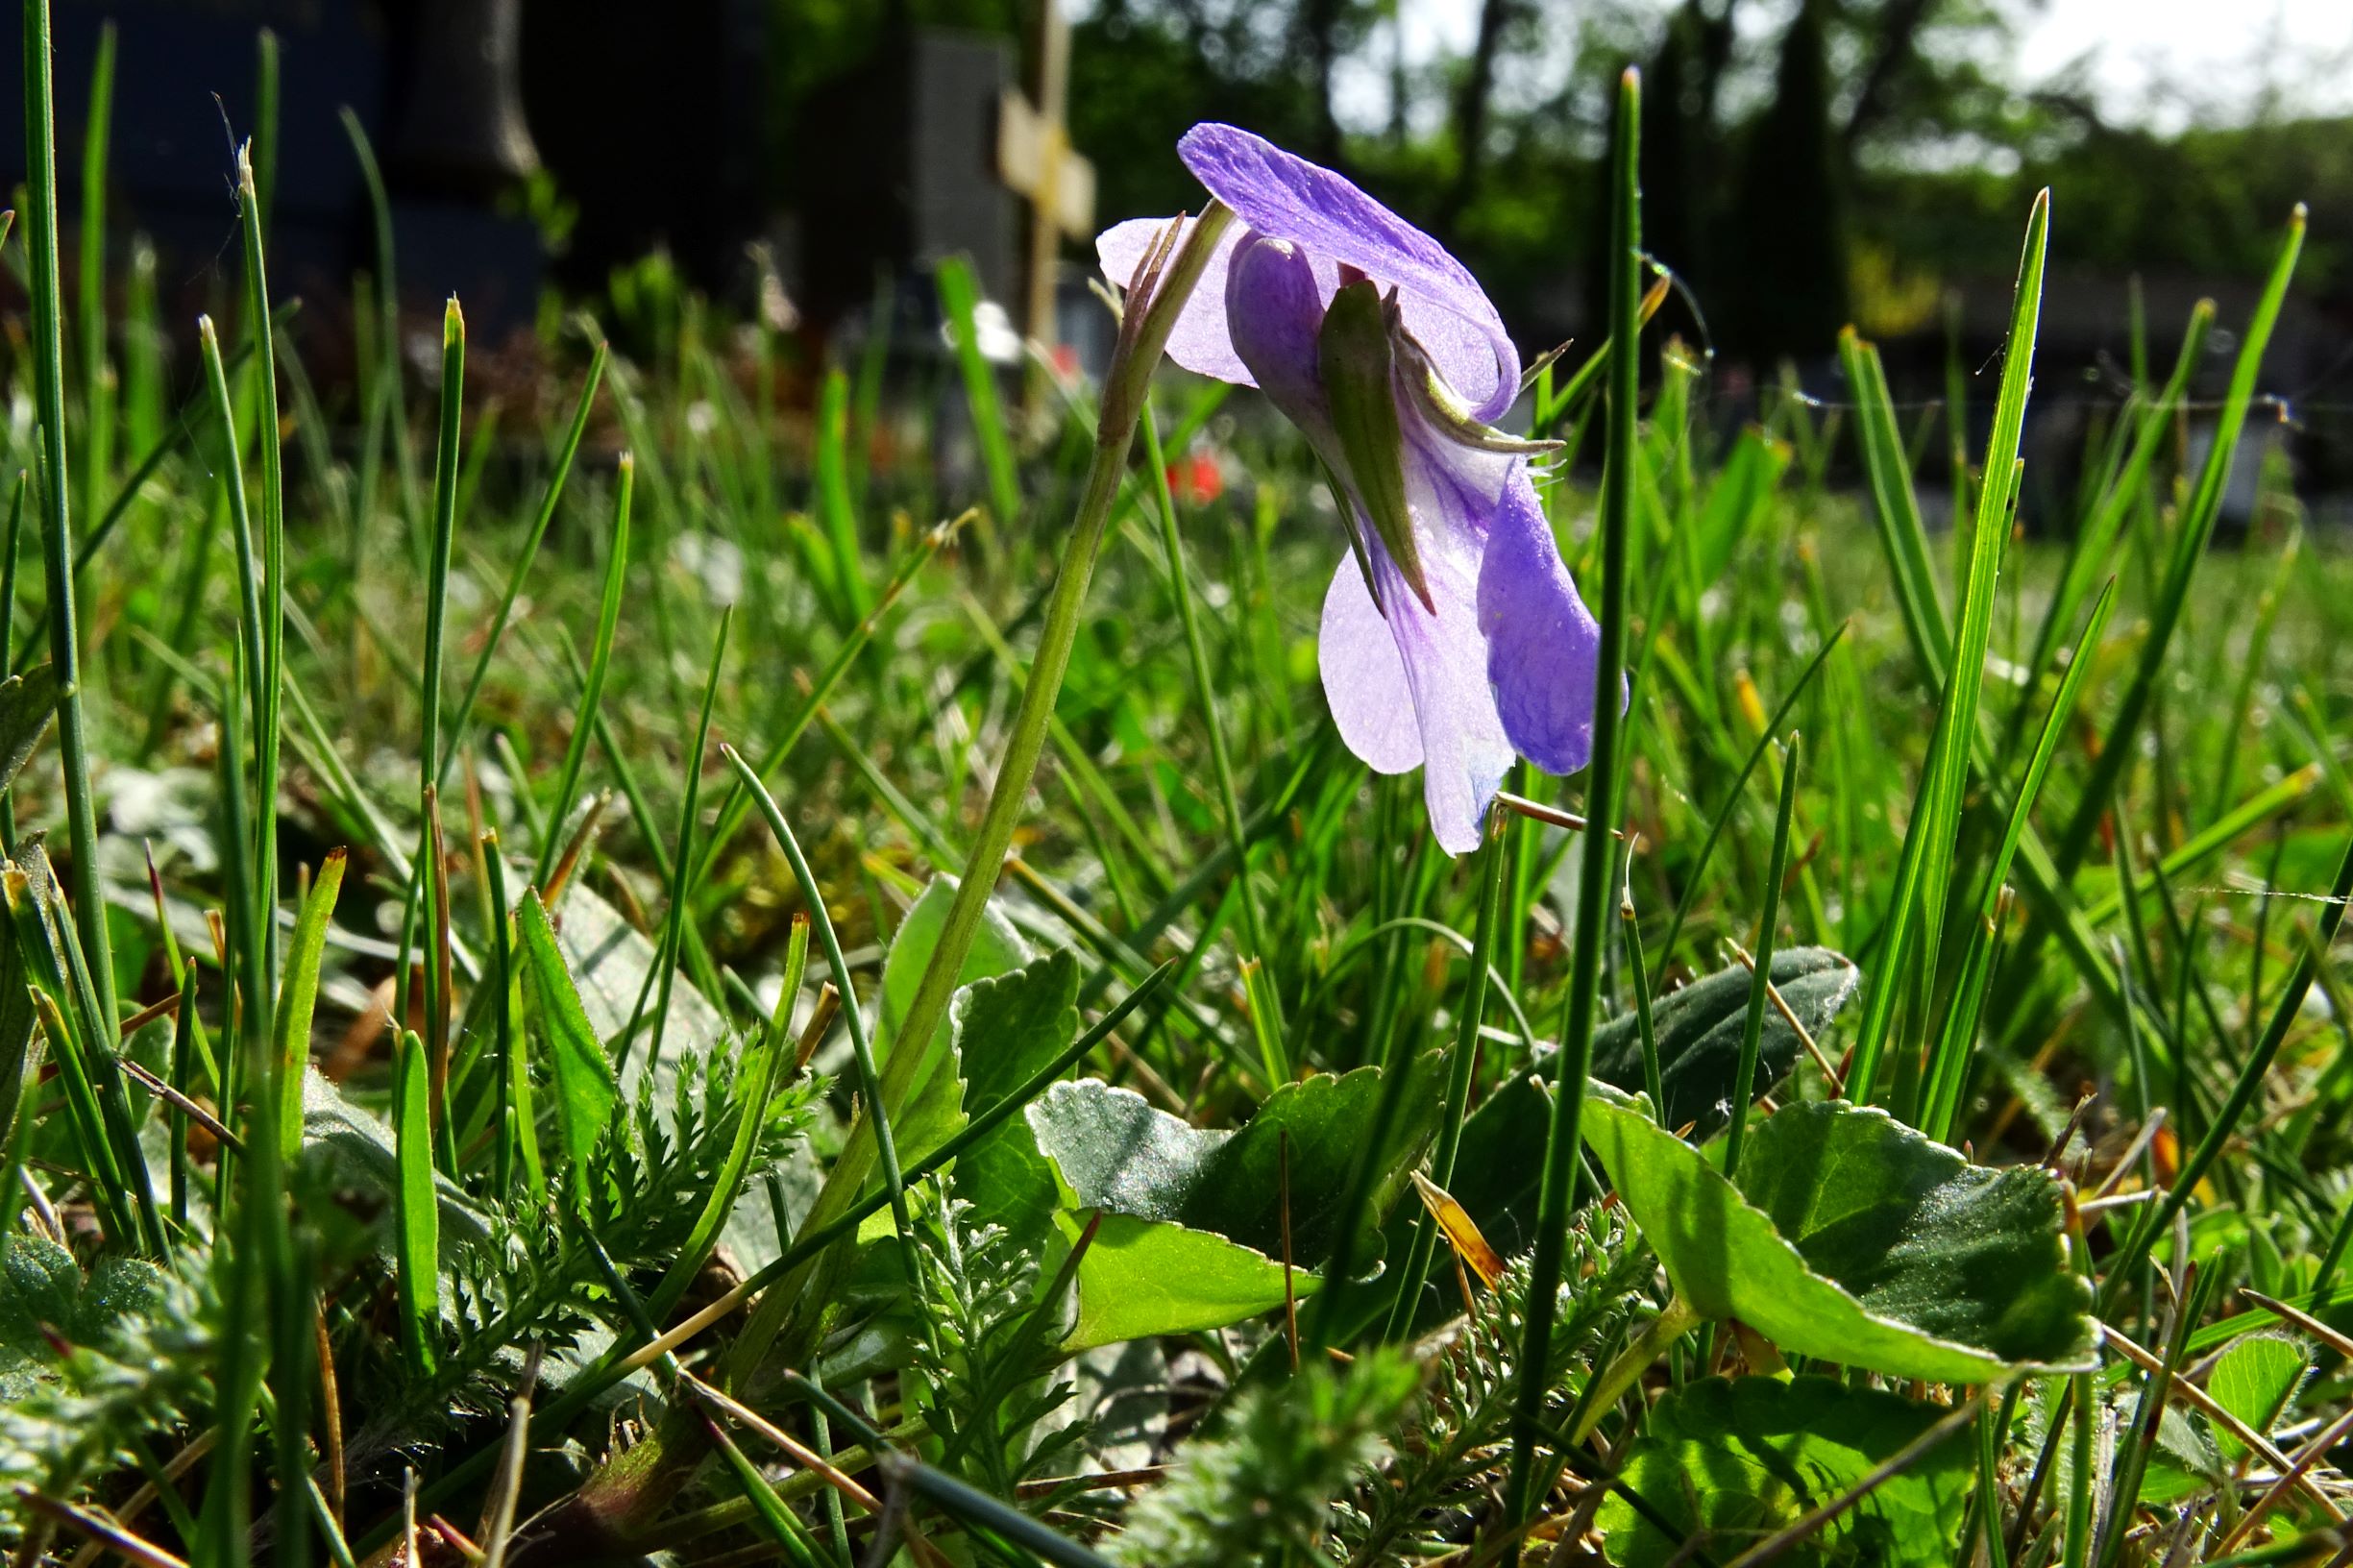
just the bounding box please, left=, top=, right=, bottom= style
left=4, top=12, right=2353, bottom=1568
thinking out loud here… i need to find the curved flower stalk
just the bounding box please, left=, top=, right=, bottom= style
left=1100, top=124, right=1607, bottom=852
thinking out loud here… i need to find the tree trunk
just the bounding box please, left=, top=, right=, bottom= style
left=1843, top=0, right=1941, bottom=157
left=1437, top=0, right=1514, bottom=232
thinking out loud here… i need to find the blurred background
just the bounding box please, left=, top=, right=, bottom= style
left=4, top=0, right=2349, bottom=509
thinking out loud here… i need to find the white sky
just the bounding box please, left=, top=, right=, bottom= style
left=1338, top=0, right=2353, bottom=131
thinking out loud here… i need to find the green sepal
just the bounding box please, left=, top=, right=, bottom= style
left=1389, top=297, right=1563, bottom=457
left=1317, top=279, right=1433, bottom=613
left=1313, top=451, right=1385, bottom=618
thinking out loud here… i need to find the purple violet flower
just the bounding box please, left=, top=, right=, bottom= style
left=1099, top=123, right=1605, bottom=854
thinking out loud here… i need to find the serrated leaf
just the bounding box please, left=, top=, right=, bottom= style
left=1053, top=1210, right=1314, bottom=1355
left=1450, top=950, right=1858, bottom=1254
left=1025, top=1057, right=1437, bottom=1352
left=518, top=890, right=621, bottom=1168
left=1582, top=1085, right=2096, bottom=1381
left=2208, top=1332, right=2309, bottom=1460
left=948, top=950, right=1081, bottom=1243
left=1599, top=1377, right=1972, bottom=1568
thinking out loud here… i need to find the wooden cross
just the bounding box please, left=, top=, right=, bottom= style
left=996, top=0, right=1095, bottom=370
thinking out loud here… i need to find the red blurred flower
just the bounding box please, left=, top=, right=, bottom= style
left=1165, top=450, right=1224, bottom=506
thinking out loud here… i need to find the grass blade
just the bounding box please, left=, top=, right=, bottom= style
left=271, top=849, right=346, bottom=1161
left=392, top=1027, right=440, bottom=1375
left=1509, top=64, right=1641, bottom=1524
left=1722, top=732, right=1801, bottom=1178
left=530, top=453, right=633, bottom=887
left=22, top=0, right=122, bottom=1064
left=2053, top=206, right=2306, bottom=879
left=440, top=340, right=608, bottom=786
left=1847, top=188, right=2048, bottom=1108
left=647, top=913, right=809, bottom=1324
left=937, top=255, right=1019, bottom=543
left=630, top=607, right=729, bottom=1076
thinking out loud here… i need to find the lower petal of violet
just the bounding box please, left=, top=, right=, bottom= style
left=1476, top=471, right=1605, bottom=777
left=1363, top=537, right=1514, bottom=856
left=1318, top=553, right=1422, bottom=775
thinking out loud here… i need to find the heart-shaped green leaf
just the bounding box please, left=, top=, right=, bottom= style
left=1447, top=949, right=1858, bottom=1254
left=880, top=874, right=1029, bottom=1052
left=1023, top=1055, right=1440, bottom=1351
left=1588, top=945, right=1857, bottom=1139
left=1031, top=1053, right=1440, bottom=1264
left=1582, top=1084, right=2096, bottom=1380
left=1050, top=1210, right=1314, bottom=1354
left=929, top=949, right=1083, bottom=1242
left=1600, top=1376, right=1973, bottom=1568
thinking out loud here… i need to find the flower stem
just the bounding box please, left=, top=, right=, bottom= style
left=719, top=203, right=1236, bottom=1380
left=21, top=0, right=125, bottom=1080
left=1507, top=65, right=1642, bottom=1527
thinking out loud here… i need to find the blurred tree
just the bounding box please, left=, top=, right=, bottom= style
left=1070, top=0, right=1374, bottom=230
left=1640, top=0, right=1736, bottom=310
left=1725, top=0, right=1848, bottom=366
left=765, top=0, right=1024, bottom=209
left=743, top=0, right=2349, bottom=377
left=1434, top=0, right=1521, bottom=232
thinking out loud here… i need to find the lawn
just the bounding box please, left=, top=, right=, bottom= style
left=2, top=20, right=2350, bottom=1568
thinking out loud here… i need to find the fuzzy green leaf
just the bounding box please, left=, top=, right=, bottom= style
left=2208, top=1331, right=2309, bottom=1460
left=0, top=663, right=61, bottom=796
left=1581, top=1085, right=2096, bottom=1379
left=0, top=1235, right=80, bottom=1358
left=1599, top=1377, right=1973, bottom=1568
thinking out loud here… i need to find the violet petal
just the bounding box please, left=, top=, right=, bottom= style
left=1178, top=122, right=1520, bottom=420
left=1094, top=214, right=1255, bottom=386
left=1478, top=472, right=1604, bottom=775
left=1222, top=233, right=1339, bottom=447
left=1317, top=553, right=1422, bottom=775
left=1366, top=530, right=1514, bottom=856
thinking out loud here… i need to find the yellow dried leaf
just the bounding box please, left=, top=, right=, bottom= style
left=1409, top=1170, right=1506, bottom=1289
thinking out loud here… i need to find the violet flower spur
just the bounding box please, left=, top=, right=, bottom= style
left=1099, top=123, right=1607, bottom=853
